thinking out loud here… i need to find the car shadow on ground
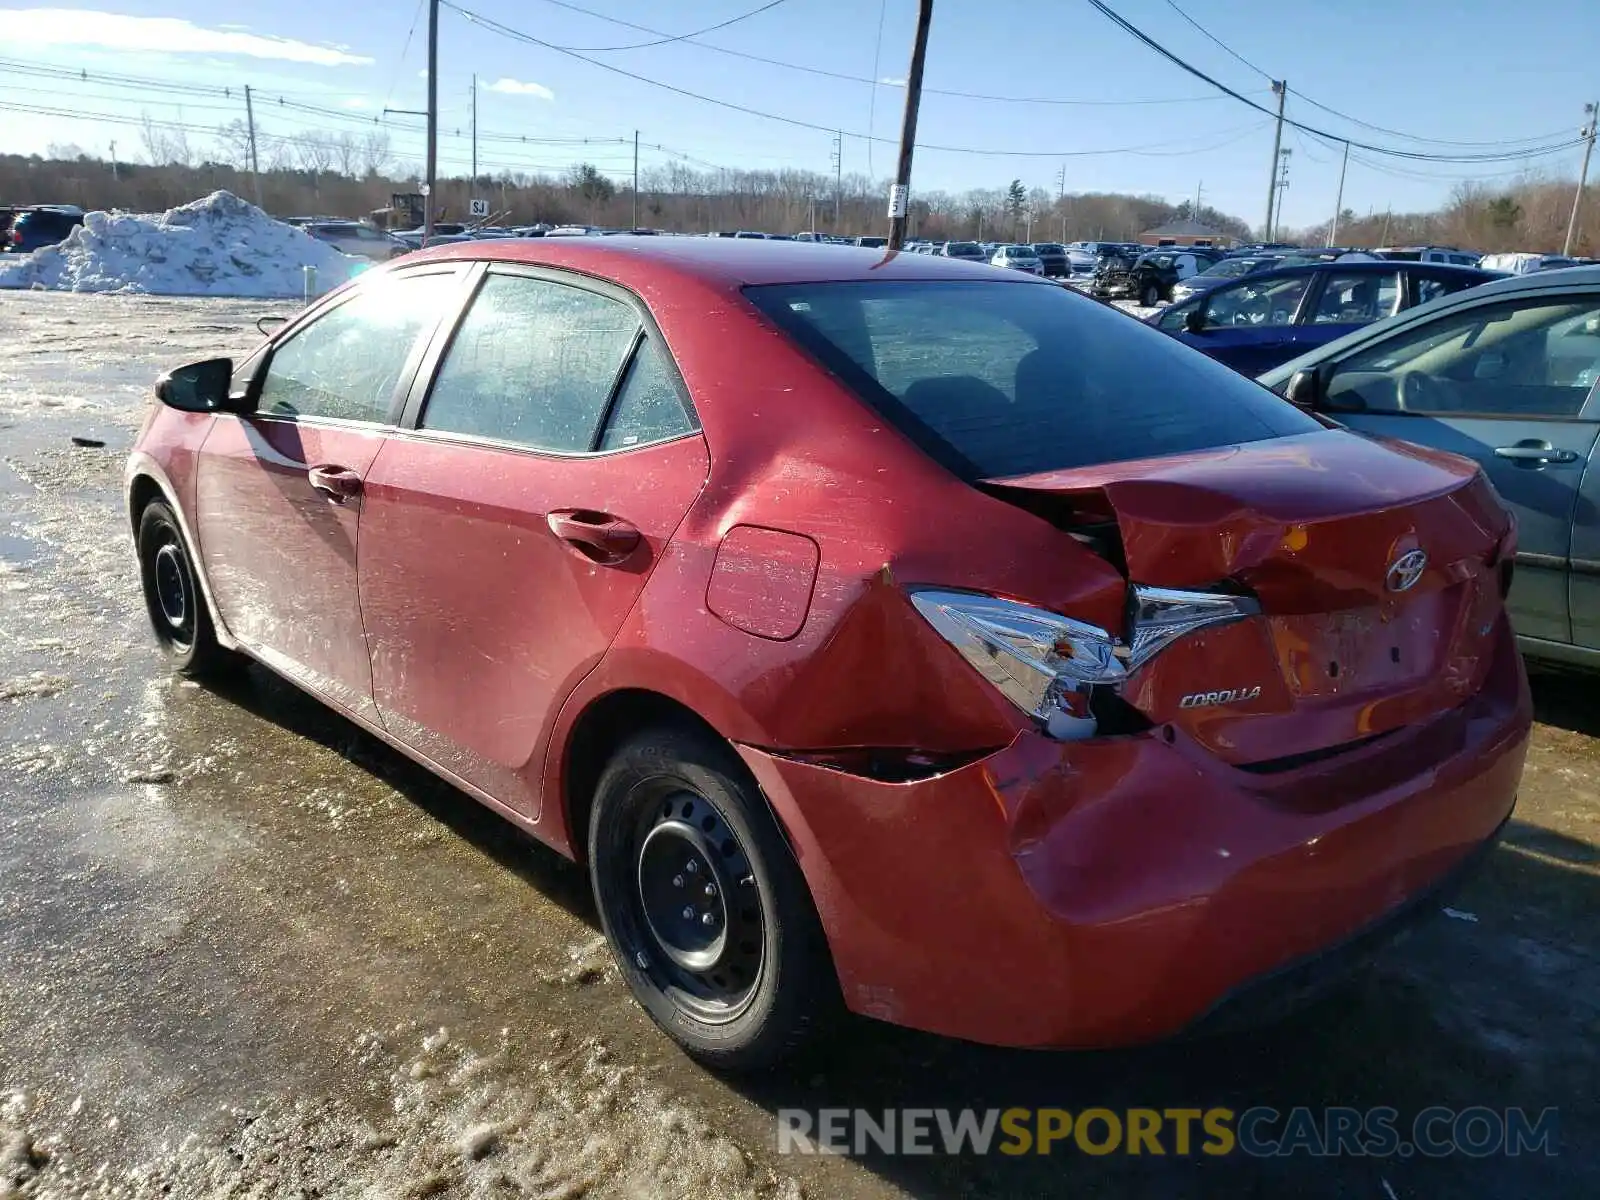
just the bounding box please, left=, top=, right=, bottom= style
left=195, top=664, right=1597, bottom=1199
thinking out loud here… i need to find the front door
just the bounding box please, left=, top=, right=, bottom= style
left=194, top=268, right=463, bottom=719
left=357, top=266, right=709, bottom=818
left=1319, top=291, right=1600, bottom=646
left=1174, top=273, right=1315, bottom=376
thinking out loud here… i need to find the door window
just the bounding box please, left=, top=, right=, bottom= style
left=1414, top=272, right=1482, bottom=306
left=1310, top=271, right=1401, bottom=324
left=1324, top=297, right=1600, bottom=416
left=1200, top=275, right=1310, bottom=329
left=597, top=337, right=697, bottom=451
left=257, top=272, right=459, bottom=423
left=421, top=273, right=641, bottom=452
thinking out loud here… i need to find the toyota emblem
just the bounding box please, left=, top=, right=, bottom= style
left=1386, top=548, right=1428, bottom=593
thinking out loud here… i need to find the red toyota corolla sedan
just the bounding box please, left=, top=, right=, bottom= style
left=125, top=238, right=1530, bottom=1069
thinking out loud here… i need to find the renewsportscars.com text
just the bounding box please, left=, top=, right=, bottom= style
left=776, top=1106, right=1559, bottom=1158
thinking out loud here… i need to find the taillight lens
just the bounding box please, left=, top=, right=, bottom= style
left=910, top=590, right=1126, bottom=741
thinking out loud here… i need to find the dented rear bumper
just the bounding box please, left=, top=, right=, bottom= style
left=735, top=614, right=1530, bottom=1049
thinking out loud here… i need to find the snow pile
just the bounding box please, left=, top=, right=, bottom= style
left=0, top=191, right=360, bottom=298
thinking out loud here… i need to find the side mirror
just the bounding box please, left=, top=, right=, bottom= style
left=155, top=358, right=237, bottom=413
left=1183, top=308, right=1208, bottom=335
left=1285, top=367, right=1323, bottom=411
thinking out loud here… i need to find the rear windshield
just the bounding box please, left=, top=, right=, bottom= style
left=746, top=280, right=1318, bottom=478
left=946, top=242, right=980, bottom=255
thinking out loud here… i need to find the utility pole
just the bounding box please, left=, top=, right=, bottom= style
left=108, top=139, right=118, bottom=183
left=424, top=0, right=439, bottom=245
left=1272, top=149, right=1292, bottom=238
left=886, top=0, right=935, bottom=251
left=1056, top=162, right=1066, bottom=239
left=1263, top=79, right=1286, bottom=240
left=243, top=85, right=262, bottom=208
left=633, top=130, right=640, bottom=229
left=470, top=74, right=478, bottom=195
left=832, top=131, right=843, bottom=228
left=1328, top=139, right=1350, bottom=247
left=1564, top=102, right=1597, bottom=257
left=1194, top=179, right=1202, bottom=217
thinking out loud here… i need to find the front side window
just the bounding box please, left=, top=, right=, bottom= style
left=1310, top=271, right=1401, bottom=324
left=421, top=272, right=641, bottom=452
left=747, top=280, right=1318, bottom=478
left=257, top=271, right=459, bottom=422
left=1201, top=275, right=1311, bottom=329
left=1325, top=297, right=1600, bottom=416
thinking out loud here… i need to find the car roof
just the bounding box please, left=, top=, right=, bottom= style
left=1231, top=259, right=1491, bottom=282
left=406, top=235, right=1055, bottom=288
left=1258, top=263, right=1600, bottom=387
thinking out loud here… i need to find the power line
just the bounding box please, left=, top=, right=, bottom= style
left=381, top=0, right=428, bottom=113
left=1160, top=0, right=1273, bottom=83
left=555, top=0, right=790, bottom=52
left=1093, top=0, right=1583, bottom=161
left=507, top=0, right=1239, bottom=107
left=446, top=1, right=1267, bottom=157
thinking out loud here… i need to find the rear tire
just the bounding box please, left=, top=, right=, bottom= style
left=588, top=724, right=837, bottom=1071
left=136, top=500, right=235, bottom=679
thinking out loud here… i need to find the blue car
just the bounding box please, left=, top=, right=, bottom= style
left=1148, top=260, right=1499, bottom=376
left=1260, top=265, right=1600, bottom=667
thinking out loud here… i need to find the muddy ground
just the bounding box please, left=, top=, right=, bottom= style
left=0, top=291, right=1595, bottom=1198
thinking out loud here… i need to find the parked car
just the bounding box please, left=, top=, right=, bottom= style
left=303, top=221, right=406, bottom=261
left=1148, top=261, right=1498, bottom=375
left=855, top=235, right=888, bottom=249
left=1031, top=242, right=1069, bottom=278
left=936, top=241, right=986, bottom=263
left=1373, top=245, right=1483, bottom=267
left=128, top=240, right=1528, bottom=1070
left=991, top=244, right=1044, bottom=274
left=1065, top=241, right=1117, bottom=278
left=6, top=206, right=83, bottom=253
left=1261, top=265, right=1600, bottom=667
left=1478, top=252, right=1580, bottom=275
left=1093, top=248, right=1225, bottom=306
left=1168, top=254, right=1288, bottom=305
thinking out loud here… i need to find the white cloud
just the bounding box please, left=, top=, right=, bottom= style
left=879, top=76, right=907, bottom=86
left=341, top=97, right=371, bottom=109
left=486, top=77, right=554, bottom=101
left=0, top=10, right=373, bottom=66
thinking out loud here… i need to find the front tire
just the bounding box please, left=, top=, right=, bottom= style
left=136, top=500, right=234, bottom=678
left=588, top=724, right=837, bottom=1071
left=1140, top=281, right=1162, bottom=307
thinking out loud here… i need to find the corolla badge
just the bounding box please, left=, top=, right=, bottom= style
left=1180, top=687, right=1262, bottom=710
left=1386, top=548, right=1428, bottom=593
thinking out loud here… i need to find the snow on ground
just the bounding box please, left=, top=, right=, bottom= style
left=0, top=192, right=363, bottom=299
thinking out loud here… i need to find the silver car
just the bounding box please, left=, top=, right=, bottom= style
left=302, top=222, right=405, bottom=261
left=991, top=244, right=1043, bottom=275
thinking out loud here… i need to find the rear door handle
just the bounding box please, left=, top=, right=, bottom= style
left=547, top=510, right=641, bottom=564
left=307, top=464, right=364, bottom=501
left=1493, top=441, right=1580, bottom=466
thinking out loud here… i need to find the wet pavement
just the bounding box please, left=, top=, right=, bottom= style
left=1, top=291, right=1597, bottom=1198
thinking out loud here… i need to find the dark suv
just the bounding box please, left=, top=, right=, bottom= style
left=7, top=207, right=83, bottom=253
left=1092, top=248, right=1226, bottom=306
left=1031, top=243, right=1068, bottom=278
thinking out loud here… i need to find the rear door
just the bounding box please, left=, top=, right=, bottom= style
left=194, top=267, right=466, bottom=720
left=1298, top=267, right=1404, bottom=353
left=357, top=265, right=708, bottom=819
left=1318, top=291, right=1600, bottom=646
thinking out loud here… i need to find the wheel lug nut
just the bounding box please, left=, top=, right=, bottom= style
left=704, top=883, right=716, bottom=898
left=672, top=874, right=684, bottom=888
left=681, top=906, right=694, bottom=920
left=701, top=913, right=716, bottom=926
left=686, top=860, right=699, bottom=875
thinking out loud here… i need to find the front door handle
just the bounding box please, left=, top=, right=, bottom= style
left=1493, top=440, right=1580, bottom=467
left=547, top=510, right=641, bottom=564
left=307, top=464, right=364, bottom=502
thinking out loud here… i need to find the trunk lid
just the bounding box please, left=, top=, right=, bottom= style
left=984, top=429, right=1513, bottom=767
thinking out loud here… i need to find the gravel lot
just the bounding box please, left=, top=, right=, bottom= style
left=1, top=291, right=1595, bottom=1198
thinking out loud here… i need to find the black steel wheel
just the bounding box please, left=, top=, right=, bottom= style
left=136, top=499, right=233, bottom=678
left=1140, top=281, right=1162, bottom=307
left=589, top=724, right=837, bottom=1070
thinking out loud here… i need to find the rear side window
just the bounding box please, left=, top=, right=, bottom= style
left=747, top=280, right=1318, bottom=478
left=598, top=337, right=697, bottom=451
left=421, top=273, right=640, bottom=452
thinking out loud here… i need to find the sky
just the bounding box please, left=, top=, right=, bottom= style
left=1, top=0, right=1597, bottom=231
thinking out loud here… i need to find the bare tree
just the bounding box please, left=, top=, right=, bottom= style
left=139, top=113, right=194, bottom=167
left=330, top=132, right=362, bottom=179
left=293, top=132, right=336, bottom=175
left=213, top=120, right=254, bottom=171
left=360, top=129, right=392, bottom=178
